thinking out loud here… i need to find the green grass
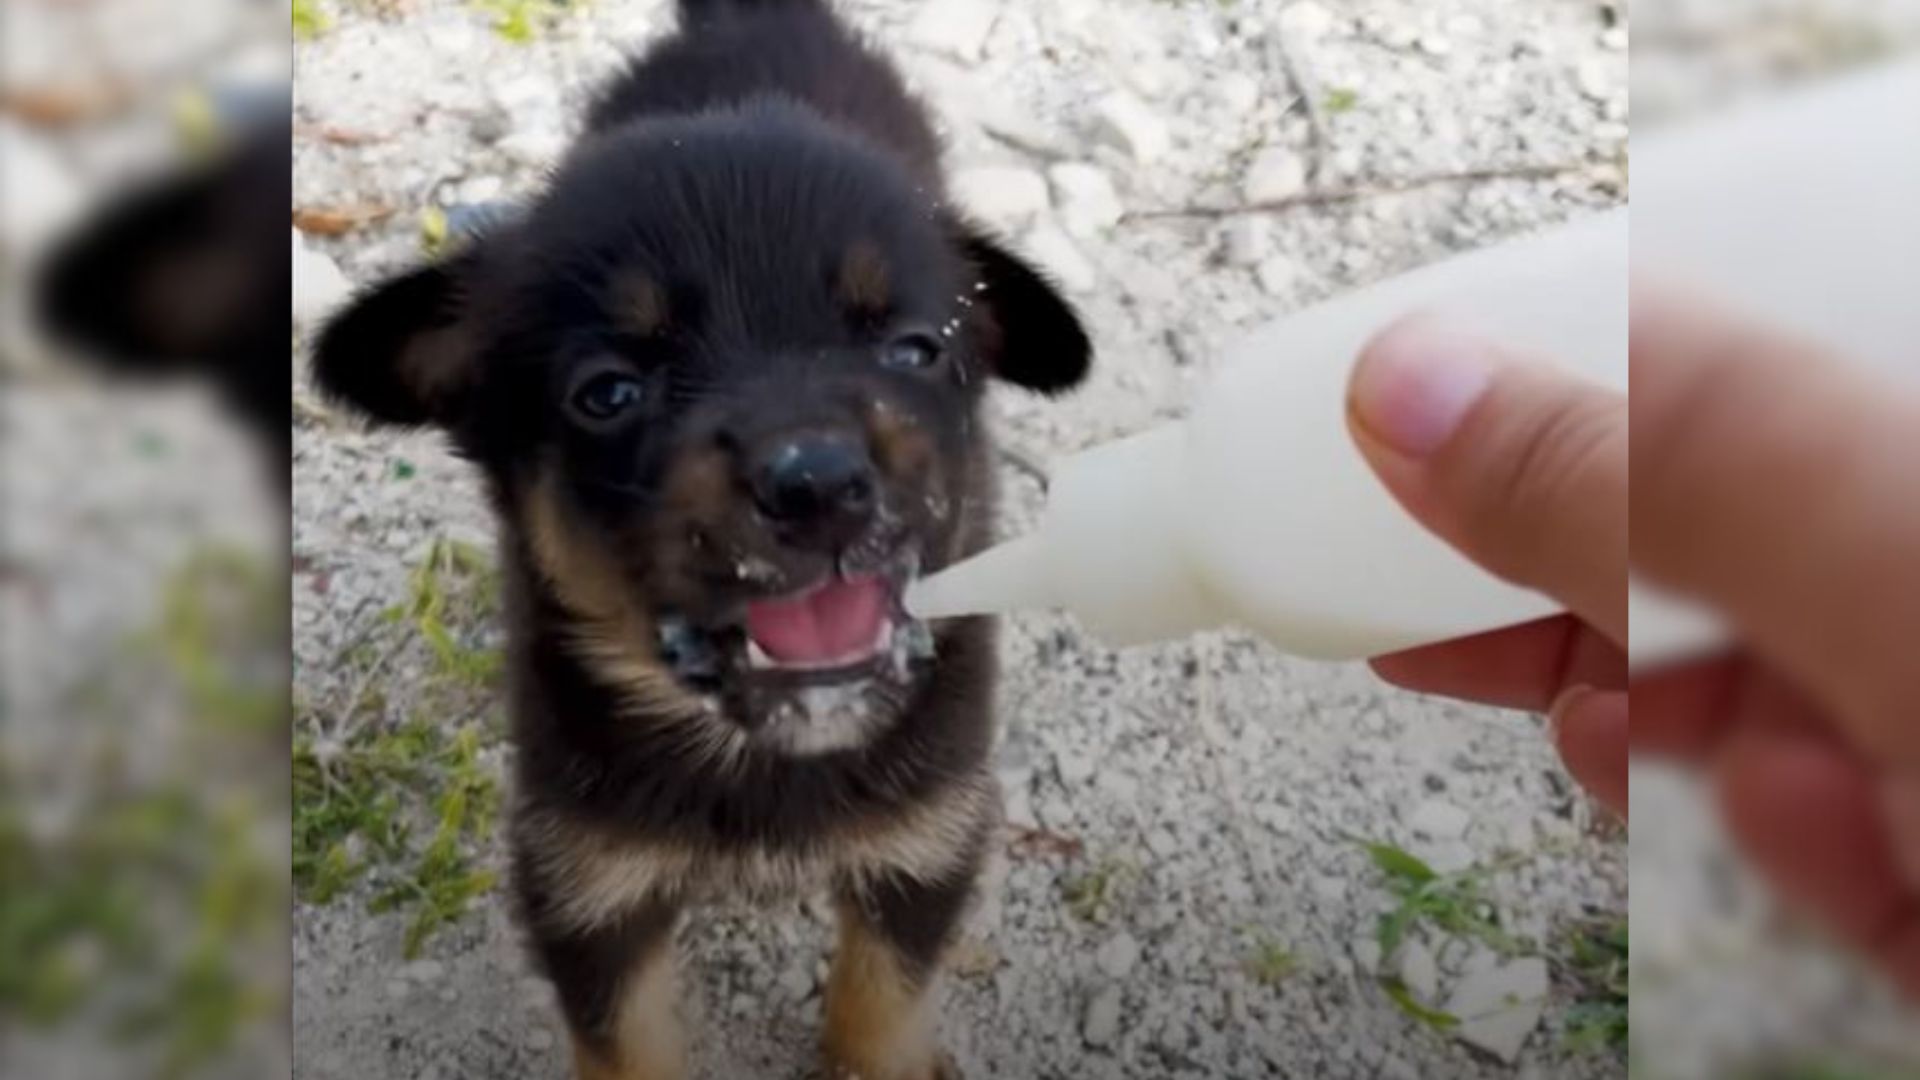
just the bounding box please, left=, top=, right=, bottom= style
left=292, top=0, right=331, bottom=39
left=139, top=547, right=285, bottom=733
left=110, top=803, right=280, bottom=1078
left=1752, top=1065, right=1920, bottom=1080
left=1365, top=841, right=1528, bottom=963
left=0, top=546, right=287, bottom=1074
left=418, top=206, right=450, bottom=256
left=1380, top=976, right=1460, bottom=1031
left=1243, top=934, right=1300, bottom=986
left=386, top=536, right=504, bottom=687
left=1061, top=857, right=1138, bottom=924
left=294, top=717, right=501, bottom=958
left=0, top=782, right=280, bottom=1076
left=471, top=0, right=566, bottom=43
left=367, top=726, right=500, bottom=957
left=1559, top=916, right=1627, bottom=1054
left=293, top=725, right=418, bottom=903
left=1361, top=839, right=1627, bottom=1051
left=1323, top=87, right=1360, bottom=113
left=294, top=537, right=506, bottom=957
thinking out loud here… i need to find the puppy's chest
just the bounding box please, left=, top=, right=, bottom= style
left=516, top=773, right=995, bottom=932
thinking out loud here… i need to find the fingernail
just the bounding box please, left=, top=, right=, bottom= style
left=1882, top=773, right=1920, bottom=892
left=1546, top=684, right=1594, bottom=738
left=1351, top=316, right=1497, bottom=457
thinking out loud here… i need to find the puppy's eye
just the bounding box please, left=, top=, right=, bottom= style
left=570, top=370, right=647, bottom=422
left=880, top=332, right=944, bottom=372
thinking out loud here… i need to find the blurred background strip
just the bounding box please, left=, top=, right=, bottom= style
left=1, top=1, right=290, bottom=1078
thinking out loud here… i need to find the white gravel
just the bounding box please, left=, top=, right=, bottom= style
left=291, top=1, right=1632, bottom=1078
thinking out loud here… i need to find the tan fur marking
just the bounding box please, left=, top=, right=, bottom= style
left=838, top=241, right=892, bottom=313
left=569, top=939, right=685, bottom=1080
left=521, top=471, right=739, bottom=764
left=399, top=323, right=474, bottom=405
left=523, top=468, right=631, bottom=622
left=611, top=273, right=670, bottom=338
left=658, top=444, right=733, bottom=528
left=865, top=395, right=936, bottom=480
left=140, top=246, right=250, bottom=354
left=823, top=899, right=943, bottom=1080
left=524, top=776, right=995, bottom=935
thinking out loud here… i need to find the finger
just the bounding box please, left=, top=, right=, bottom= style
left=1714, top=727, right=1920, bottom=998
left=1886, top=922, right=1920, bottom=1002
left=1884, top=774, right=1920, bottom=896
left=1370, top=615, right=1622, bottom=712
left=1350, top=315, right=1627, bottom=644
left=1551, top=687, right=1627, bottom=818
left=1631, top=288, right=1920, bottom=768
left=1628, top=657, right=1740, bottom=761
left=1630, top=656, right=1828, bottom=762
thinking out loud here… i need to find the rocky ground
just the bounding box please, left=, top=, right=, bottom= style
left=288, top=2, right=1633, bottom=1078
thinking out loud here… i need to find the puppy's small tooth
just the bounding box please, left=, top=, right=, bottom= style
left=747, top=640, right=777, bottom=670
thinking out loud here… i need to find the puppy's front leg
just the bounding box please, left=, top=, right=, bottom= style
left=530, top=898, right=686, bottom=1080
left=823, top=864, right=979, bottom=1080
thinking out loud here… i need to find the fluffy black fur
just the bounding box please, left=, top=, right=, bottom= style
left=39, top=112, right=292, bottom=477
left=312, top=0, right=1091, bottom=1073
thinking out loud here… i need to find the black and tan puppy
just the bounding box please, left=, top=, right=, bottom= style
left=312, top=1, right=1090, bottom=1077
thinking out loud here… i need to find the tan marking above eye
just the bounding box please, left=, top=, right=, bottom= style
left=610, top=272, right=670, bottom=337
left=866, top=395, right=935, bottom=479
left=837, top=240, right=892, bottom=314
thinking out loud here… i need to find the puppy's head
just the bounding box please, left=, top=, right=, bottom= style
left=315, top=101, right=1089, bottom=756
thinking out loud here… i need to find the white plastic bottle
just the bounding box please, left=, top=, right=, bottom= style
left=907, top=208, right=1628, bottom=660
left=906, top=59, right=1920, bottom=667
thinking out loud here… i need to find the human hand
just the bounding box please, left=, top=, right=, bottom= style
left=1628, top=287, right=1920, bottom=999
left=1345, top=315, right=1628, bottom=816
left=1345, top=295, right=1920, bottom=999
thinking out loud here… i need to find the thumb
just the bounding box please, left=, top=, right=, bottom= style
left=1347, top=315, right=1627, bottom=644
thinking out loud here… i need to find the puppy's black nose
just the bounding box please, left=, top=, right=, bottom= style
left=750, top=434, right=876, bottom=546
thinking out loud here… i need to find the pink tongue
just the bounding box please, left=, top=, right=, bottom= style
left=746, top=578, right=889, bottom=664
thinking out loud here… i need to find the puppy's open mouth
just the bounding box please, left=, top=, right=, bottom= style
left=744, top=575, right=894, bottom=673
left=655, top=557, right=934, bottom=695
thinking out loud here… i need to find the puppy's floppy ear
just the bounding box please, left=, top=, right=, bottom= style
left=954, top=226, right=1091, bottom=395
left=38, top=122, right=285, bottom=373
left=312, top=252, right=483, bottom=427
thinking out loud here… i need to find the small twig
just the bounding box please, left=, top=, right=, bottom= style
left=292, top=394, right=336, bottom=428
left=321, top=595, right=386, bottom=665
left=334, top=631, right=407, bottom=742
left=0, top=81, right=130, bottom=127
left=1131, top=161, right=1593, bottom=221
left=292, top=121, right=390, bottom=146
left=996, top=444, right=1051, bottom=492
left=1268, top=28, right=1332, bottom=185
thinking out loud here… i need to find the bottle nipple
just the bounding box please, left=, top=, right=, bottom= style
left=904, top=536, right=1051, bottom=621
